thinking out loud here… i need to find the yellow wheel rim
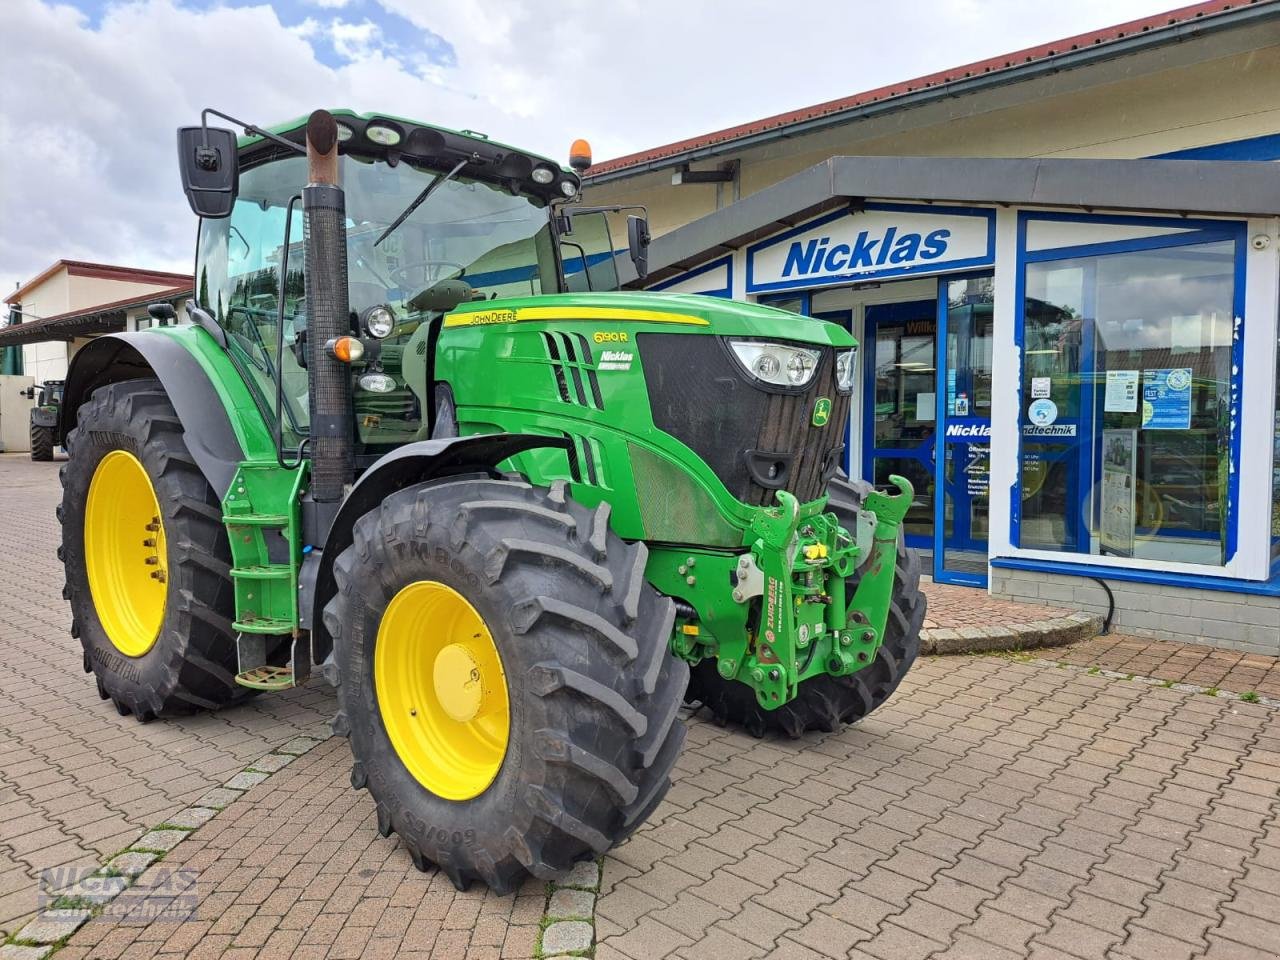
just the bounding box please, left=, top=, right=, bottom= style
left=84, top=450, right=167, bottom=658
left=374, top=581, right=510, bottom=801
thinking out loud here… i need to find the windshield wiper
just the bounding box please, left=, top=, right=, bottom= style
left=374, top=156, right=472, bottom=248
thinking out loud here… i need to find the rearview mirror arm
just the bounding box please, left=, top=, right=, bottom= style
left=200, top=108, right=307, bottom=159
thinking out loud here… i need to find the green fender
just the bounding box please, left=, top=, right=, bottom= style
left=60, top=327, right=276, bottom=497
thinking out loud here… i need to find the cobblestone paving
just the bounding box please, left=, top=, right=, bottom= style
left=52, top=655, right=1280, bottom=960
left=0, top=456, right=335, bottom=934
left=55, top=738, right=546, bottom=960
left=1058, top=634, right=1280, bottom=700
left=921, top=581, right=1071, bottom=631
left=598, top=656, right=1280, bottom=960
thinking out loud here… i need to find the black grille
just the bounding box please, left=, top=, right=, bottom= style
left=639, top=334, right=851, bottom=506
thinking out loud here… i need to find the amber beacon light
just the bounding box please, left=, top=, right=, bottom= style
left=569, top=139, right=592, bottom=172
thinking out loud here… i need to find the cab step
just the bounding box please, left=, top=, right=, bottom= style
left=223, top=513, right=290, bottom=527
left=232, top=616, right=295, bottom=635
left=235, top=665, right=298, bottom=691
left=234, top=634, right=305, bottom=690
left=230, top=564, right=294, bottom=581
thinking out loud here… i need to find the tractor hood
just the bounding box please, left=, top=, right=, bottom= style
left=443, top=291, right=857, bottom=347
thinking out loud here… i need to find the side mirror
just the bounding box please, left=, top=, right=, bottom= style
left=176, top=126, right=239, bottom=218
left=147, top=302, right=178, bottom=325
left=627, top=214, right=651, bottom=281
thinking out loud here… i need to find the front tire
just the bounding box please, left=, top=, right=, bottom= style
left=30, top=423, right=54, bottom=461
left=323, top=478, right=688, bottom=893
left=685, top=475, right=926, bottom=737
left=60, top=379, right=250, bottom=720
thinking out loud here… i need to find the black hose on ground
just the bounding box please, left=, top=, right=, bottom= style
left=1089, top=576, right=1115, bottom=635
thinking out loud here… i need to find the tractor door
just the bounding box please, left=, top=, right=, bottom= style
left=195, top=156, right=311, bottom=452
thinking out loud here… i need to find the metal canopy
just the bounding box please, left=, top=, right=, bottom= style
left=628, top=155, right=1280, bottom=287
left=0, top=310, right=128, bottom=346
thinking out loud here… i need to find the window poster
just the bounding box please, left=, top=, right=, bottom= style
left=1100, top=428, right=1137, bottom=557
left=1030, top=377, right=1051, bottom=399
left=1104, top=370, right=1139, bottom=413
left=1142, top=368, right=1193, bottom=430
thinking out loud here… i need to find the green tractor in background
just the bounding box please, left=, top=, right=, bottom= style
left=27, top=379, right=63, bottom=461
left=57, top=109, right=924, bottom=893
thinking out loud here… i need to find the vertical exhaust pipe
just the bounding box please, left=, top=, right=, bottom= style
left=302, top=109, right=353, bottom=502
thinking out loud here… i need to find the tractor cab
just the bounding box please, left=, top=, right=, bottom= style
left=191, top=111, right=637, bottom=453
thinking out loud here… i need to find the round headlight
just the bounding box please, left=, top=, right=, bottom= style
left=559, top=179, right=578, bottom=197
left=361, top=305, right=395, bottom=339
left=835, top=349, right=854, bottom=390
left=753, top=354, right=781, bottom=379
left=365, top=122, right=402, bottom=146
left=786, top=351, right=817, bottom=385
left=531, top=166, right=556, bottom=184
left=358, top=372, right=397, bottom=394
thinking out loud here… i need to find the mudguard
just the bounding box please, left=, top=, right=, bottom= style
left=308, top=432, right=571, bottom=663
left=60, top=332, right=248, bottom=497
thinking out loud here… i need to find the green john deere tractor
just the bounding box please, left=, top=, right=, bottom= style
left=58, top=109, right=924, bottom=892
left=28, top=379, right=64, bottom=461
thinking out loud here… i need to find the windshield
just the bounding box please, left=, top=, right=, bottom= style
left=196, top=155, right=617, bottom=450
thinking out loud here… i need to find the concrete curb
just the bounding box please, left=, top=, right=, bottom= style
left=921, top=611, right=1102, bottom=655
left=0, top=732, right=329, bottom=960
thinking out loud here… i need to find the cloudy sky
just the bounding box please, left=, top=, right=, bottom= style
left=1, top=0, right=1186, bottom=298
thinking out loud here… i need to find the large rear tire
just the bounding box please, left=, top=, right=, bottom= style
left=30, top=423, right=54, bottom=461
left=685, top=475, right=926, bottom=737
left=59, top=379, right=251, bottom=720
left=323, top=478, right=689, bottom=893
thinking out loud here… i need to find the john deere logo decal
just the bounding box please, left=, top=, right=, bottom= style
left=812, top=397, right=832, bottom=427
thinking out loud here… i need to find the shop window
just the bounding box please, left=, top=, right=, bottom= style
left=1018, top=235, right=1239, bottom=567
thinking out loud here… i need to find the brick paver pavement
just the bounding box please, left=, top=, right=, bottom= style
left=1057, top=634, right=1280, bottom=700
left=50, top=654, right=1280, bottom=959
left=55, top=737, right=545, bottom=960
left=597, top=656, right=1280, bottom=960
left=921, top=581, right=1071, bottom=631
left=0, top=455, right=336, bottom=934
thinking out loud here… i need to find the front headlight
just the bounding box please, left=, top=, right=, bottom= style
left=361, top=304, right=395, bottom=339
left=358, top=372, right=397, bottom=393
left=730, top=340, right=822, bottom=388
left=835, top=349, right=855, bottom=391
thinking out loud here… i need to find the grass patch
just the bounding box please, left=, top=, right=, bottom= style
left=1240, top=691, right=1260, bottom=703
left=1205, top=687, right=1221, bottom=698
left=1087, top=666, right=1101, bottom=676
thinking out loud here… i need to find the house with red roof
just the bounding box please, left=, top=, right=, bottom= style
left=2, top=260, right=192, bottom=385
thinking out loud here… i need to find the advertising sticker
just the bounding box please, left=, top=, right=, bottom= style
left=1142, top=368, right=1192, bottom=430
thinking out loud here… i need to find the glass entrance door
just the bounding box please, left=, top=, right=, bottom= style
left=863, top=300, right=938, bottom=551
left=936, top=276, right=994, bottom=585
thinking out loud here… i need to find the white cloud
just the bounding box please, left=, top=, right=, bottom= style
left=0, top=0, right=1186, bottom=294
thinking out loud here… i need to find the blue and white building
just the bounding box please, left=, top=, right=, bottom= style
left=584, top=1, right=1280, bottom=652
